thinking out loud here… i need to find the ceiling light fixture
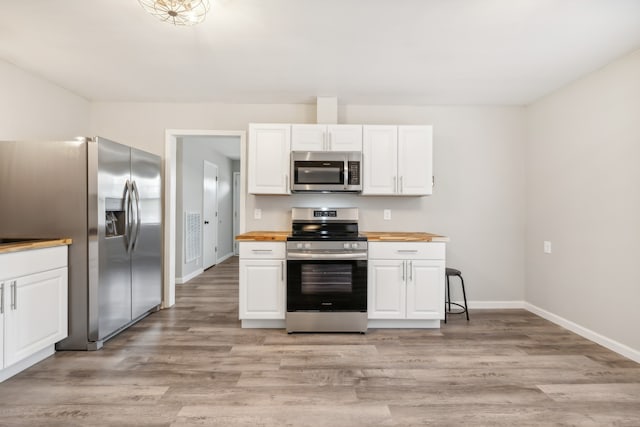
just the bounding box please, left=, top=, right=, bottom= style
left=138, top=0, right=210, bottom=26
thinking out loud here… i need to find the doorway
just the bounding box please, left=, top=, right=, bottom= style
left=165, top=130, right=246, bottom=306
left=233, top=171, right=240, bottom=255
left=203, top=161, right=218, bottom=269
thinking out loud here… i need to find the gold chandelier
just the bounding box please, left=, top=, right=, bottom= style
left=138, top=0, right=211, bottom=26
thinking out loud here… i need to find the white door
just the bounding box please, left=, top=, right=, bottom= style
left=367, top=259, right=406, bottom=319
left=203, top=161, right=218, bottom=269
left=291, top=124, right=326, bottom=151
left=406, top=260, right=445, bottom=319
left=398, top=125, right=433, bottom=195
left=4, top=267, right=68, bottom=367
left=362, top=125, right=398, bottom=195
left=248, top=124, right=291, bottom=194
left=239, top=259, right=285, bottom=319
left=327, top=125, right=363, bottom=151
left=233, top=172, right=241, bottom=255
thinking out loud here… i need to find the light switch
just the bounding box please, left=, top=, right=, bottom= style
left=254, top=208, right=262, bottom=220
left=383, top=209, right=391, bottom=220
left=543, top=241, right=552, bottom=254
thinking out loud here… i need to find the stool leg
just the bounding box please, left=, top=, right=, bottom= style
left=446, top=274, right=451, bottom=312
left=444, top=274, right=449, bottom=324
left=459, top=274, right=469, bottom=321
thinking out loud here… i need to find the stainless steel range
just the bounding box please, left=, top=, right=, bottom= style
left=286, top=207, right=368, bottom=333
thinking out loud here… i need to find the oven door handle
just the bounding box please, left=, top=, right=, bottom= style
left=287, top=252, right=367, bottom=260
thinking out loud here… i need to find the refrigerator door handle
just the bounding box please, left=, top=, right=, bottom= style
left=125, top=179, right=134, bottom=254
left=131, top=180, right=141, bottom=251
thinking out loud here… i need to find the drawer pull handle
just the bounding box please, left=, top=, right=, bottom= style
left=11, top=280, right=17, bottom=310
left=252, top=249, right=273, bottom=252
left=397, top=250, right=418, bottom=253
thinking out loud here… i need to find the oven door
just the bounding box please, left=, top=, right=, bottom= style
left=287, top=259, right=367, bottom=312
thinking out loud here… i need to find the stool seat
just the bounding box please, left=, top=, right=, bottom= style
left=446, top=267, right=462, bottom=276
left=444, top=267, right=469, bottom=323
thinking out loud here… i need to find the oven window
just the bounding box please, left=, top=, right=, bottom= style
left=300, top=264, right=353, bottom=294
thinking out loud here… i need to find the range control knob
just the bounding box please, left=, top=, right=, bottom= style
left=343, top=243, right=351, bottom=249
left=304, top=243, right=311, bottom=249
left=296, top=243, right=303, bottom=249
left=351, top=243, right=359, bottom=249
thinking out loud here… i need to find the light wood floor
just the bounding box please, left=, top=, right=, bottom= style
left=1, top=256, right=639, bottom=426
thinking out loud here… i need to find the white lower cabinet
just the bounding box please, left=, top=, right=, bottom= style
left=239, top=242, right=286, bottom=323
left=368, top=242, right=445, bottom=324
left=0, top=245, right=68, bottom=381
left=4, top=268, right=68, bottom=367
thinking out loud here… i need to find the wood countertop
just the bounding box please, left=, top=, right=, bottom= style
left=0, top=238, right=72, bottom=254
left=235, top=231, right=289, bottom=242
left=235, top=231, right=448, bottom=242
left=364, top=232, right=449, bottom=242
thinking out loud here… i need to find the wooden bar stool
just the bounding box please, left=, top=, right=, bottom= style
left=444, top=267, right=469, bottom=323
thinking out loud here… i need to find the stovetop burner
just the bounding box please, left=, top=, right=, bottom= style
left=288, top=207, right=365, bottom=242
left=287, top=234, right=367, bottom=242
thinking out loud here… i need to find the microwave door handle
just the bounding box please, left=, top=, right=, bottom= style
left=344, top=164, right=348, bottom=190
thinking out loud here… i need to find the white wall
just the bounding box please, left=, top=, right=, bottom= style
left=176, top=136, right=238, bottom=280
left=91, top=102, right=527, bottom=304
left=526, top=49, right=640, bottom=356
left=0, top=59, right=89, bottom=139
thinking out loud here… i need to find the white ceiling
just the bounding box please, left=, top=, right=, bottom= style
left=1, top=0, right=640, bottom=105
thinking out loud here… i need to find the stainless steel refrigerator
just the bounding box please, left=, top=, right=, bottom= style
left=0, top=137, right=162, bottom=350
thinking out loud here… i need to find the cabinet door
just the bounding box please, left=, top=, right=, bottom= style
left=0, top=282, right=4, bottom=368
left=248, top=124, right=291, bottom=194
left=406, top=260, right=444, bottom=320
left=362, top=125, right=398, bottom=195
left=291, top=124, right=326, bottom=151
left=368, top=260, right=406, bottom=319
left=327, top=125, right=362, bottom=151
left=239, top=259, right=285, bottom=319
left=398, top=126, right=433, bottom=195
left=4, top=267, right=68, bottom=367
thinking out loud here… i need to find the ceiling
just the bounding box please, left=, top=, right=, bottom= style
left=1, top=0, right=640, bottom=105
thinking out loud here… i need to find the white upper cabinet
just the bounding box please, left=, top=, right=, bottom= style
left=362, top=125, right=433, bottom=196
left=362, top=125, right=398, bottom=195
left=398, top=126, right=433, bottom=195
left=248, top=124, right=291, bottom=195
left=291, top=124, right=362, bottom=152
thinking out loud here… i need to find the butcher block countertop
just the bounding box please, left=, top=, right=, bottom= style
left=364, top=232, right=449, bottom=242
left=0, top=238, right=72, bottom=254
left=235, top=231, right=289, bottom=242
left=235, top=231, right=448, bottom=242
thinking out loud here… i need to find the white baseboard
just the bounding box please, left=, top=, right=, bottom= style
left=466, top=300, right=525, bottom=309
left=176, top=268, right=204, bottom=284
left=1, top=345, right=55, bottom=383
left=524, top=302, right=640, bottom=364
left=216, top=252, right=234, bottom=264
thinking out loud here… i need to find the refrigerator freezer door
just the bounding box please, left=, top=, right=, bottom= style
left=130, top=148, right=162, bottom=319
left=91, top=138, right=133, bottom=341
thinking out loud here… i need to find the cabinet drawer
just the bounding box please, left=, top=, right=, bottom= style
left=368, top=242, right=445, bottom=260
left=0, top=246, right=68, bottom=280
left=239, top=242, right=286, bottom=259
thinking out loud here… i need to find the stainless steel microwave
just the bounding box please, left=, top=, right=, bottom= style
left=291, top=151, right=362, bottom=193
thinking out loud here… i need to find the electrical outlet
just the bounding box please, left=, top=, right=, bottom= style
left=254, top=208, right=262, bottom=220
left=543, top=241, right=552, bottom=254
left=383, top=209, right=391, bottom=220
